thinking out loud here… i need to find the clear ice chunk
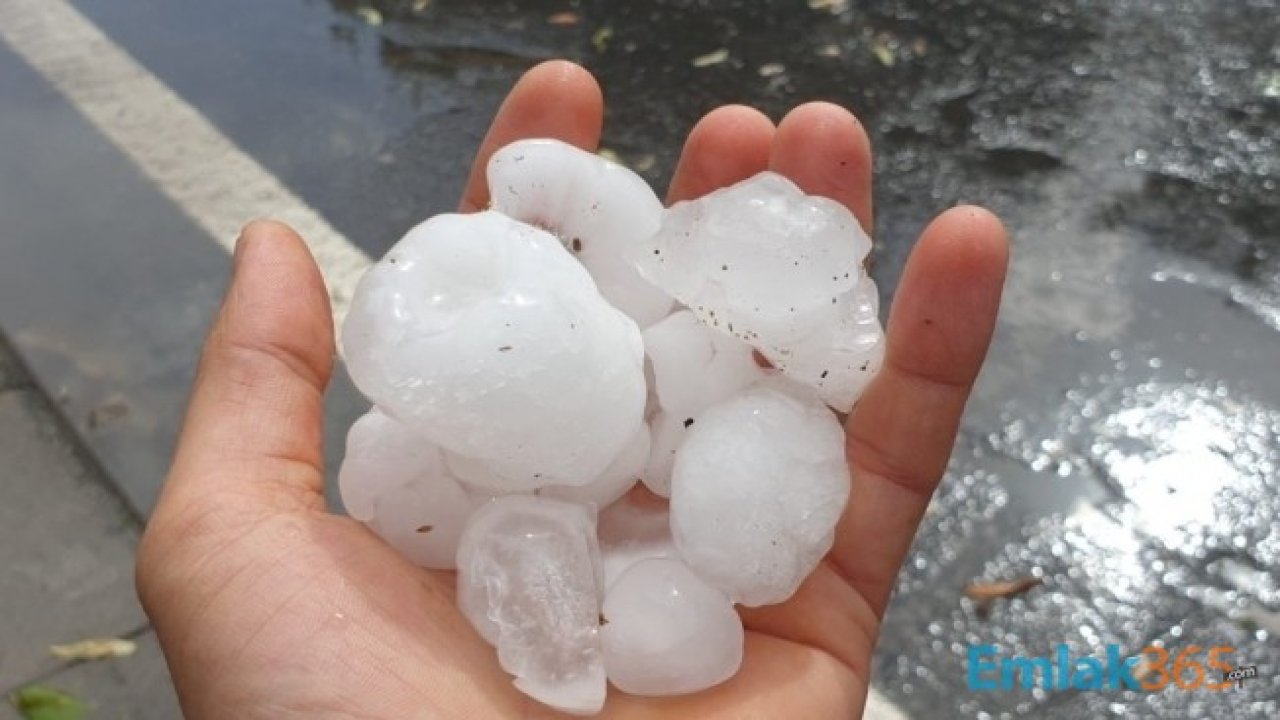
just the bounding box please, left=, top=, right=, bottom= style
left=489, top=139, right=674, bottom=328
left=669, top=380, right=851, bottom=606
left=342, top=211, right=647, bottom=490
left=601, top=558, right=744, bottom=696
left=456, top=496, right=607, bottom=715
left=633, top=172, right=883, bottom=411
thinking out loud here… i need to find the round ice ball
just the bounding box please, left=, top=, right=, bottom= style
left=601, top=558, right=744, bottom=696
left=342, top=210, right=647, bottom=489
left=669, top=380, right=851, bottom=606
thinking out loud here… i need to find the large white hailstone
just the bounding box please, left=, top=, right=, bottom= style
left=542, top=423, right=651, bottom=509
left=338, top=408, right=477, bottom=569
left=488, top=139, right=674, bottom=328
left=632, top=172, right=883, bottom=411
left=342, top=211, right=646, bottom=490
left=601, top=558, right=744, bottom=696
left=643, top=309, right=766, bottom=418
left=456, top=496, right=607, bottom=715
left=596, top=492, right=678, bottom=589
left=669, top=380, right=851, bottom=606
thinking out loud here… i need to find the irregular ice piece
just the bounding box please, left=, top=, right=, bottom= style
left=597, top=491, right=678, bottom=589
left=633, top=172, right=883, bottom=411
left=456, top=496, right=607, bottom=715
left=601, top=558, right=744, bottom=696
left=489, top=139, right=674, bottom=327
left=643, top=309, right=766, bottom=417
left=670, top=380, right=850, bottom=606
left=773, top=278, right=885, bottom=411
left=338, top=409, right=478, bottom=569
left=542, top=423, right=650, bottom=509
left=342, top=211, right=646, bottom=489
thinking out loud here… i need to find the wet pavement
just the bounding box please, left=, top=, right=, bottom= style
left=1, top=0, right=1277, bottom=717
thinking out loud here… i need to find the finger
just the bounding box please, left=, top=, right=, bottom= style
left=595, top=634, right=861, bottom=719
left=157, top=220, right=335, bottom=518
left=768, top=102, right=874, bottom=233
left=737, top=561, right=879, bottom=683
left=666, top=105, right=775, bottom=204
left=834, top=206, right=1009, bottom=616
left=459, top=60, right=604, bottom=212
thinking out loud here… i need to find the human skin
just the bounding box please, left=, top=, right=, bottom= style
left=136, top=60, right=1009, bottom=719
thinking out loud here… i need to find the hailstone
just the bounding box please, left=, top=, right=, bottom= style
left=596, top=491, right=679, bottom=589
left=640, top=310, right=766, bottom=496
left=342, top=210, right=646, bottom=489
left=489, top=139, right=674, bottom=327
left=633, top=172, right=884, bottom=411
left=643, top=309, right=765, bottom=418
left=541, top=423, right=651, bottom=509
left=456, top=496, right=607, bottom=715
left=338, top=408, right=478, bottom=569
left=601, top=558, right=744, bottom=696
left=669, top=380, right=851, bottom=606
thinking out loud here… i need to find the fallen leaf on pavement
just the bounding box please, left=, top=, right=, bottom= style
left=808, top=0, right=850, bottom=12
left=50, top=637, right=137, bottom=661
left=591, top=26, right=613, bottom=53
left=964, top=576, right=1043, bottom=601
left=692, top=48, right=730, bottom=68
left=354, top=7, right=383, bottom=27
left=870, top=39, right=896, bottom=67
left=965, top=576, right=1043, bottom=619
left=548, top=12, right=580, bottom=26
left=11, top=686, right=87, bottom=720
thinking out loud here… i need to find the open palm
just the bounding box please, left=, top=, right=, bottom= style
left=136, top=61, right=1008, bottom=719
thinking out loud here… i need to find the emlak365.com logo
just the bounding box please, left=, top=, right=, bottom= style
left=967, top=644, right=1257, bottom=692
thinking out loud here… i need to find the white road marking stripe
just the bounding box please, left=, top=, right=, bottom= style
left=0, top=0, right=371, bottom=328
left=0, top=4, right=910, bottom=716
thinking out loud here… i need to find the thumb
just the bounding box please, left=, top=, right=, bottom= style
left=157, top=219, right=335, bottom=521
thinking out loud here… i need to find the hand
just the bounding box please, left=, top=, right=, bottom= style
left=137, top=60, right=1008, bottom=719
